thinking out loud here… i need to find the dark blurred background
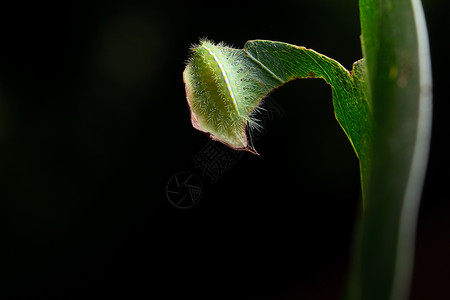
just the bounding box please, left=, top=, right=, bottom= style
left=0, top=0, right=447, bottom=299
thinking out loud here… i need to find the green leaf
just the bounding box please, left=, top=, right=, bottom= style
left=182, top=1, right=432, bottom=299
left=244, top=41, right=371, bottom=194
left=347, top=0, right=433, bottom=299
left=184, top=40, right=371, bottom=190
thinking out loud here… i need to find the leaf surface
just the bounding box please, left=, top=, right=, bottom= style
left=184, top=40, right=371, bottom=187
left=347, top=1, right=433, bottom=299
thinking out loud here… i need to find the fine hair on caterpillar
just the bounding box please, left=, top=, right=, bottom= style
left=183, top=39, right=271, bottom=155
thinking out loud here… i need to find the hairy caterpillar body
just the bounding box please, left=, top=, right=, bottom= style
left=183, top=40, right=263, bottom=154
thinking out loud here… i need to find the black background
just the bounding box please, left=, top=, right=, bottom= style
left=0, top=0, right=448, bottom=299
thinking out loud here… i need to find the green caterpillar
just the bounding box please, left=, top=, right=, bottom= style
left=183, top=40, right=272, bottom=154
